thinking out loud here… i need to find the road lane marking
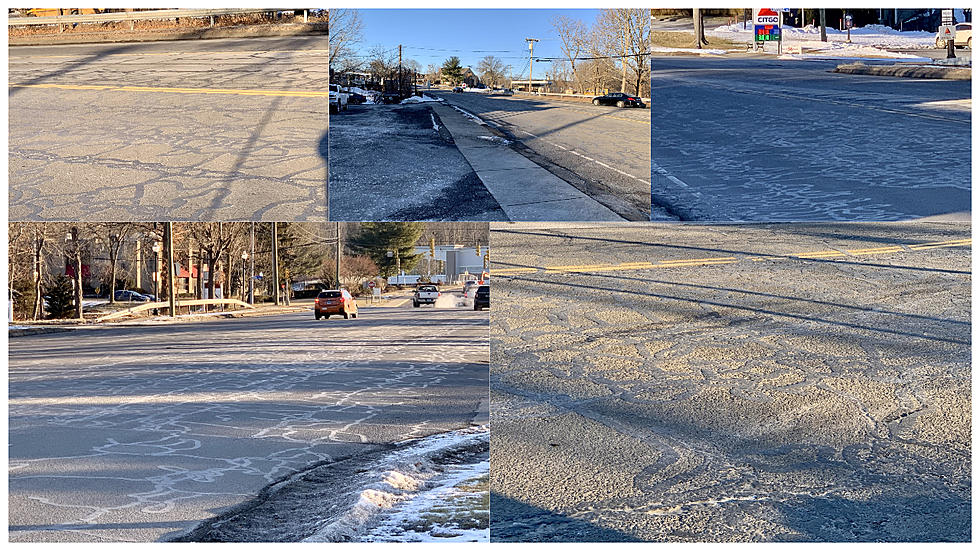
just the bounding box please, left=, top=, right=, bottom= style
left=492, top=239, right=970, bottom=276
left=9, top=49, right=330, bottom=60
left=9, top=82, right=329, bottom=98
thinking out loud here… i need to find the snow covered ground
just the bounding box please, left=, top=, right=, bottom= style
left=303, top=426, right=489, bottom=542
left=709, top=23, right=942, bottom=61
left=400, top=94, right=442, bottom=104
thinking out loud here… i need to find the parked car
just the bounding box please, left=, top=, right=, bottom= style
left=452, top=86, right=464, bottom=93
left=114, top=290, right=152, bottom=302
left=499, top=88, right=515, bottom=96
left=413, top=285, right=440, bottom=307
left=473, top=285, right=490, bottom=311
left=380, top=91, right=404, bottom=104
left=348, top=92, right=368, bottom=105
left=592, top=92, right=645, bottom=108
left=314, top=289, right=358, bottom=320
left=936, top=22, right=972, bottom=49
left=329, top=84, right=349, bottom=113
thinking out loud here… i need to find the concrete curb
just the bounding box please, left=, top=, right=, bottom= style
left=8, top=326, right=75, bottom=338
left=8, top=23, right=328, bottom=46
left=834, top=62, right=972, bottom=80
left=429, top=102, right=625, bottom=222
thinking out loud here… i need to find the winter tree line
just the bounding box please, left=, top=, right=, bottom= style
left=8, top=222, right=489, bottom=321
left=328, top=8, right=652, bottom=97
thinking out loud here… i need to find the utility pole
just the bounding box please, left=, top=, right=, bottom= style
left=164, top=221, right=176, bottom=317
left=525, top=37, right=539, bottom=93
left=819, top=9, right=827, bottom=41
left=398, top=44, right=403, bottom=97
left=271, top=222, right=280, bottom=305
left=249, top=222, right=255, bottom=304
left=68, top=226, right=83, bottom=320
left=335, top=222, right=342, bottom=288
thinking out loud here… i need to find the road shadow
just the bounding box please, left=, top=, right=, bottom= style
left=772, top=491, right=970, bottom=542
left=489, top=493, right=642, bottom=542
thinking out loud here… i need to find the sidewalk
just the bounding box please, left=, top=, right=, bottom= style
left=430, top=103, right=624, bottom=222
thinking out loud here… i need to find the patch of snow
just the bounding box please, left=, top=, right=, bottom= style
left=430, top=113, right=439, bottom=132
left=450, top=106, right=487, bottom=125
left=400, top=94, right=442, bottom=104
left=476, top=135, right=511, bottom=145
left=652, top=46, right=730, bottom=55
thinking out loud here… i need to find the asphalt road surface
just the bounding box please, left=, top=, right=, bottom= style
left=652, top=57, right=971, bottom=221
left=327, top=101, right=505, bottom=221
left=9, top=306, right=488, bottom=542
left=430, top=90, right=653, bottom=220
left=489, top=222, right=970, bottom=542
left=9, top=36, right=330, bottom=221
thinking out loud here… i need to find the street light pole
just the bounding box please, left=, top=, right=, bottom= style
left=249, top=222, right=255, bottom=304
left=271, top=222, right=280, bottom=305
left=164, top=222, right=176, bottom=317
left=241, top=252, right=248, bottom=302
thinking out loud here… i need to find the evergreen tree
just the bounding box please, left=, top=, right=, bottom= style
left=349, top=222, right=425, bottom=277
left=43, top=275, right=75, bottom=319
left=441, top=56, right=464, bottom=85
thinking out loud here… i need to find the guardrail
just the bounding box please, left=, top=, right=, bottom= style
left=515, top=90, right=651, bottom=103
left=8, top=8, right=314, bottom=27
left=96, top=298, right=255, bottom=322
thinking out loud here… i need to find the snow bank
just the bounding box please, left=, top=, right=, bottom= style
left=400, top=94, right=442, bottom=104
left=710, top=23, right=937, bottom=50
left=652, top=46, right=730, bottom=55
left=303, top=426, right=489, bottom=543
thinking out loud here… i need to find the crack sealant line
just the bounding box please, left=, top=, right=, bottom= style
left=492, top=239, right=971, bottom=276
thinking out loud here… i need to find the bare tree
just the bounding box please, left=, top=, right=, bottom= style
left=476, top=55, right=511, bottom=88
left=187, top=223, right=248, bottom=301
left=89, top=222, right=137, bottom=304
left=552, top=15, right=587, bottom=92
left=595, top=9, right=651, bottom=97
left=328, top=9, right=364, bottom=75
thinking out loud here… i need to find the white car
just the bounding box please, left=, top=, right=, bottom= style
left=329, top=84, right=349, bottom=113
left=936, top=22, right=972, bottom=49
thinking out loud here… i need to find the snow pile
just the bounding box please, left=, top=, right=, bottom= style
left=463, top=87, right=493, bottom=94
left=652, top=46, right=731, bottom=55
left=303, top=426, right=489, bottom=543
left=400, top=94, right=442, bottom=104
left=779, top=42, right=932, bottom=61
left=710, top=23, right=937, bottom=50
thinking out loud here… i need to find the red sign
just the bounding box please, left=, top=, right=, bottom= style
left=368, top=281, right=376, bottom=287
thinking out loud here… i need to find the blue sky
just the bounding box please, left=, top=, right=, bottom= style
left=355, top=9, right=601, bottom=79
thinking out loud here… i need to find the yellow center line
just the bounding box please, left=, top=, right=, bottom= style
left=492, top=239, right=970, bottom=277
left=10, top=49, right=329, bottom=60
left=9, top=82, right=329, bottom=98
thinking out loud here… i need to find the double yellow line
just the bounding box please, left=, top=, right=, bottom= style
left=9, top=82, right=330, bottom=98
left=492, top=238, right=971, bottom=277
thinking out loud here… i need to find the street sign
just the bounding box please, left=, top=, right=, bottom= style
left=942, top=9, right=954, bottom=25
left=368, top=281, right=376, bottom=288
left=939, top=25, right=956, bottom=42
left=754, top=8, right=782, bottom=47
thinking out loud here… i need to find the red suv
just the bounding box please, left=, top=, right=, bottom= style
left=314, top=289, right=358, bottom=320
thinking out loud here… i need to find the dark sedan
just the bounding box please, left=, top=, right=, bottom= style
left=473, top=285, right=490, bottom=311
left=592, top=92, right=645, bottom=108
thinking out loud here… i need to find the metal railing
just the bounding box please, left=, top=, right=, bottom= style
left=8, top=8, right=313, bottom=27
left=96, top=298, right=255, bottom=322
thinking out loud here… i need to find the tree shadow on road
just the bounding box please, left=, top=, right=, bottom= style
left=489, top=493, right=642, bottom=542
